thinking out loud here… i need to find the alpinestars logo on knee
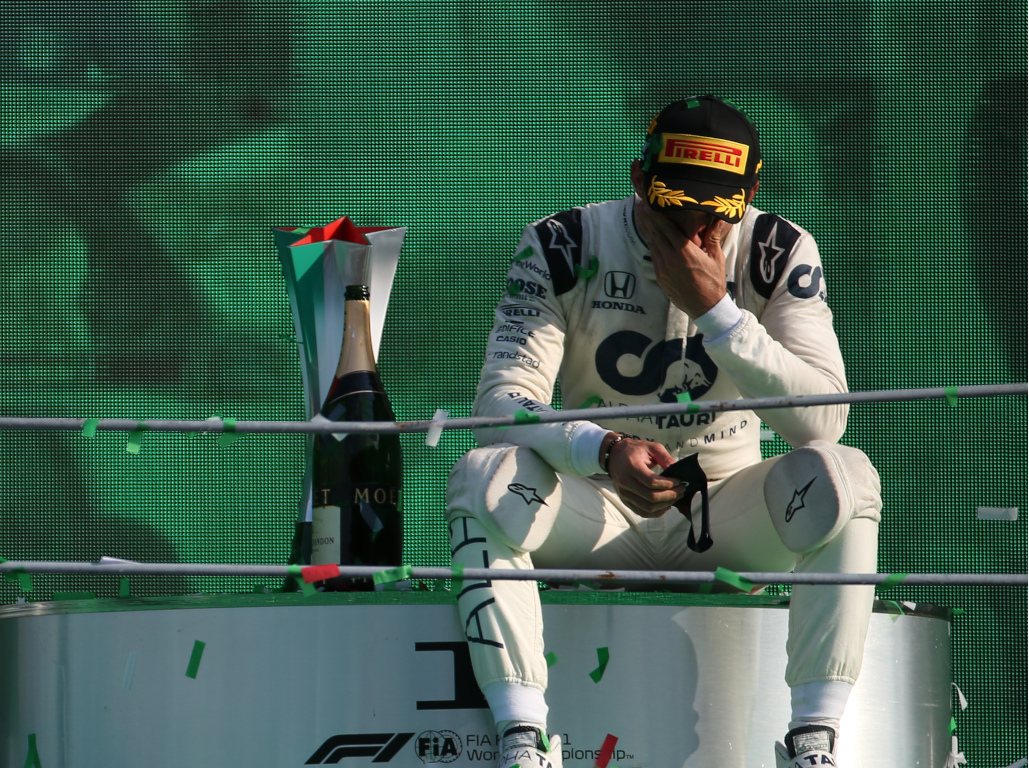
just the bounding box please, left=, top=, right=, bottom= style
left=508, top=484, right=548, bottom=506
left=784, top=477, right=816, bottom=522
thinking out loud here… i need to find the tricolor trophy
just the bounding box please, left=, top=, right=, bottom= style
left=273, top=218, right=407, bottom=590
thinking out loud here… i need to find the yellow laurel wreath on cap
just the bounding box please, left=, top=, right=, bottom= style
left=702, top=192, right=747, bottom=220
left=648, top=178, right=699, bottom=208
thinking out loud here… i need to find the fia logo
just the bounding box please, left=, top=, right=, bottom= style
left=415, top=731, right=462, bottom=764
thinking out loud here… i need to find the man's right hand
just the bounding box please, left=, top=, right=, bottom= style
left=603, top=434, right=684, bottom=518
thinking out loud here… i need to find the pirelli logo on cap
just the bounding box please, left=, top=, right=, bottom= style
left=658, top=133, right=750, bottom=175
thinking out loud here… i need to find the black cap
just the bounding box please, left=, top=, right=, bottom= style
left=640, top=95, right=762, bottom=223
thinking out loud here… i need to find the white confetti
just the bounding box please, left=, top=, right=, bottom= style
left=122, top=651, right=137, bottom=690
left=977, top=506, right=1018, bottom=521
left=425, top=409, right=449, bottom=447
left=311, top=413, right=347, bottom=442
left=951, top=682, right=968, bottom=710
left=943, top=735, right=967, bottom=767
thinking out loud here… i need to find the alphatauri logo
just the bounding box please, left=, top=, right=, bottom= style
left=595, top=331, right=718, bottom=401
left=306, top=733, right=414, bottom=763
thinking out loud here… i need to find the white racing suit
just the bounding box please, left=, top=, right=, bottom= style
left=446, top=195, right=882, bottom=702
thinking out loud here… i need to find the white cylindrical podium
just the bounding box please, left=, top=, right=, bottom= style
left=0, top=591, right=951, bottom=767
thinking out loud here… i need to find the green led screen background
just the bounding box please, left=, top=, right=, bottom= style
left=0, top=2, right=1025, bottom=763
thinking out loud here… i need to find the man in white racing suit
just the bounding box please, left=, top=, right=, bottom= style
left=446, top=95, right=882, bottom=768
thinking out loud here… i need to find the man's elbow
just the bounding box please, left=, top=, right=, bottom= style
left=787, top=405, right=849, bottom=447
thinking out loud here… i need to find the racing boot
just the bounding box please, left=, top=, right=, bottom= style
left=774, top=724, right=837, bottom=767
left=497, top=724, right=563, bottom=768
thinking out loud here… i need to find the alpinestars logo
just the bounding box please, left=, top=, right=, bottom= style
left=306, top=733, right=414, bottom=764
left=784, top=477, right=817, bottom=522
left=508, top=483, right=547, bottom=506
left=757, top=224, right=787, bottom=283
left=546, top=218, right=578, bottom=262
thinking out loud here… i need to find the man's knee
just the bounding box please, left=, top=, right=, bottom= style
left=764, top=440, right=882, bottom=554
left=446, top=444, right=562, bottom=551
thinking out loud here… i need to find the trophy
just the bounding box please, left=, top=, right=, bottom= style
left=273, top=218, right=407, bottom=590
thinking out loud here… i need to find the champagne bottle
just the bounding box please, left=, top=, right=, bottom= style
left=307, top=284, right=403, bottom=591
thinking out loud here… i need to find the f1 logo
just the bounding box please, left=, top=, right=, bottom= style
left=306, top=733, right=414, bottom=763
left=604, top=271, right=636, bottom=299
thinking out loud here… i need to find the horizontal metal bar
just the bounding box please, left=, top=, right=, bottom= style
left=0, top=561, right=1025, bottom=587
left=0, top=383, right=1024, bottom=435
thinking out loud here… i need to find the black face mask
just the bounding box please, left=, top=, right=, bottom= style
left=662, top=453, right=712, bottom=553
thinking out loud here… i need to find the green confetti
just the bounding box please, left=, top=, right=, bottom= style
left=500, top=409, right=542, bottom=429
left=373, top=564, right=413, bottom=591
left=450, top=562, right=464, bottom=594
left=513, top=409, right=541, bottom=425
left=883, top=600, right=905, bottom=621
left=545, top=652, right=559, bottom=667
left=126, top=422, right=147, bottom=454
left=714, top=566, right=755, bottom=593
left=589, top=647, right=610, bottom=683
left=676, top=392, right=699, bottom=412
left=185, top=640, right=206, bottom=679
left=287, top=564, right=317, bottom=597
left=949, top=716, right=957, bottom=736
left=577, top=395, right=602, bottom=409
left=507, top=281, right=522, bottom=296
left=216, top=416, right=244, bottom=448
left=1, top=558, right=33, bottom=592
left=878, top=573, right=908, bottom=591
left=118, top=578, right=131, bottom=598
left=514, top=247, right=534, bottom=261
left=574, top=256, right=599, bottom=281
left=81, top=418, right=99, bottom=438
left=24, top=733, right=41, bottom=768
left=944, top=386, right=960, bottom=407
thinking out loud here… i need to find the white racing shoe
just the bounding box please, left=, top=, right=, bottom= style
left=497, top=724, right=563, bottom=768
left=774, top=725, right=838, bottom=767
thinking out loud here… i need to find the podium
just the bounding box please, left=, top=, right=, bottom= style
left=0, top=591, right=951, bottom=766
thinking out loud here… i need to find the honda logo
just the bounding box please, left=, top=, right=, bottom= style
left=604, top=271, right=636, bottom=299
